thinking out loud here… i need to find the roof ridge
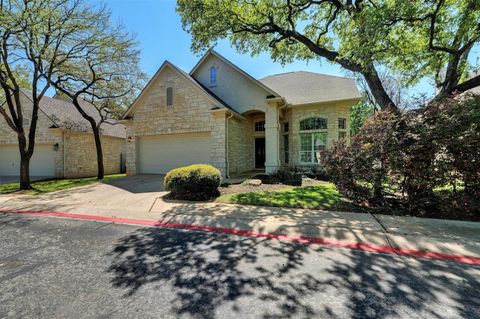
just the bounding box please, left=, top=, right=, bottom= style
left=260, top=70, right=353, bottom=81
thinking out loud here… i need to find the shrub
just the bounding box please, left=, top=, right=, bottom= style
left=164, top=164, right=221, bottom=200
left=321, top=95, right=480, bottom=216
left=255, top=169, right=303, bottom=186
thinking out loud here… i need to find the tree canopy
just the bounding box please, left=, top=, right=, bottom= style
left=177, top=0, right=480, bottom=109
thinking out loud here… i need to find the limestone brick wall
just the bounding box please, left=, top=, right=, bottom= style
left=0, top=93, right=64, bottom=177
left=211, top=112, right=227, bottom=178
left=125, top=125, right=136, bottom=175
left=127, top=65, right=229, bottom=176
left=63, top=131, right=125, bottom=178
left=227, top=116, right=254, bottom=175
left=289, top=101, right=352, bottom=168
left=131, top=67, right=215, bottom=136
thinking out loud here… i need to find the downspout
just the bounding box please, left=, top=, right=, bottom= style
left=225, top=110, right=234, bottom=178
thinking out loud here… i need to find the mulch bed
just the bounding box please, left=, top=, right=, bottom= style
left=219, top=178, right=329, bottom=196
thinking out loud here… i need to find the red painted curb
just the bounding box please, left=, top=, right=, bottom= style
left=1, top=208, right=480, bottom=266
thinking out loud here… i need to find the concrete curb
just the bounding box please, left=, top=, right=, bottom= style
left=1, top=208, right=480, bottom=266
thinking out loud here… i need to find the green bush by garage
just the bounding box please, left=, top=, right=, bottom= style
left=164, top=164, right=221, bottom=201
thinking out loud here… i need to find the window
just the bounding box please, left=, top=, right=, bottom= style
left=300, top=117, right=327, bottom=130
left=254, top=120, right=265, bottom=132
left=283, top=134, right=289, bottom=164
left=299, top=117, right=327, bottom=164
left=166, top=87, right=173, bottom=106
left=338, top=118, right=346, bottom=130
left=23, top=117, right=30, bottom=126
left=283, top=122, right=289, bottom=133
left=339, top=131, right=347, bottom=140
left=300, top=132, right=327, bottom=164
left=209, top=66, right=217, bottom=86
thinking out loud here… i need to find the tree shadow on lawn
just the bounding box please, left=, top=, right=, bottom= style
left=107, top=227, right=480, bottom=319
left=225, top=186, right=358, bottom=211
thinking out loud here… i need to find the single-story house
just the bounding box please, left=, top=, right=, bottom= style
left=122, top=49, right=361, bottom=177
left=0, top=90, right=126, bottom=179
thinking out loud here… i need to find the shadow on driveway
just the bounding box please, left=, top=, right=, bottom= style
left=107, top=226, right=480, bottom=319
left=102, top=174, right=164, bottom=193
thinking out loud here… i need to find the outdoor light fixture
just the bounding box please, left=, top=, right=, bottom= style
left=53, top=143, right=59, bottom=151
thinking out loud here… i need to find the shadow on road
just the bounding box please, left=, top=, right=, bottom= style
left=107, top=227, right=480, bottom=319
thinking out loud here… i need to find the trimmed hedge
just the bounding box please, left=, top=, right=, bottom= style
left=164, top=164, right=221, bottom=200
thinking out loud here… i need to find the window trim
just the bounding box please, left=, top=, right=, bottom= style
left=299, top=132, right=327, bottom=165
left=254, top=120, right=265, bottom=132
left=299, top=117, right=327, bottom=131
left=338, top=117, right=346, bottom=130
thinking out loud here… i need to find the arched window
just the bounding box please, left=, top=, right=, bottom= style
left=299, top=117, right=327, bottom=131
left=209, top=66, right=217, bottom=86
left=299, top=117, right=327, bottom=164
left=254, top=120, right=265, bottom=132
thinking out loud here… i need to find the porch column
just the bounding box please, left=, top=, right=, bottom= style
left=265, top=102, right=280, bottom=173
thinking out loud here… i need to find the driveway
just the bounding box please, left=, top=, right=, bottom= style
left=0, top=174, right=167, bottom=214
left=0, top=213, right=479, bottom=319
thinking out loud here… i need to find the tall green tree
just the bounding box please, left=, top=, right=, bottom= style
left=0, top=0, right=143, bottom=186
left=177, top=0, right=480, bottom=109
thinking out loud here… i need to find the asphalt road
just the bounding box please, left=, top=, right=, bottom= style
left=0, top=213, right=479, bottom=319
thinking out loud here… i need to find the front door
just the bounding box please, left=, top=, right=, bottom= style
left=255, top=138, right=265, bottom=168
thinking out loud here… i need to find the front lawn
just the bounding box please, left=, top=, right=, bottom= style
left=0, top=174, right=125, bottom=195
left=217, top=183, right=359, bottom=212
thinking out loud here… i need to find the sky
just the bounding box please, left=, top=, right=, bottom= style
left=101, top=0, right=478, bottom=99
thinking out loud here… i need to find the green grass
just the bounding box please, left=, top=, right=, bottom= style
left=217, top=183, right=359, bottom=211
left=0, top=174, right=126, bottom=195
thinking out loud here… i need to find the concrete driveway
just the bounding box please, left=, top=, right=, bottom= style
left=0, top=174, right=167, bottom=214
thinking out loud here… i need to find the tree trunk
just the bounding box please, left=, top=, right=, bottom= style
left=17, top=134, right=32, bottom=190
left=362, top=67, right=397, bottom=111
left=92, top=126, right=104, bottom=180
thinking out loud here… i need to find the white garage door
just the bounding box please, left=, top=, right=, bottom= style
left=138, top=133, right=212, bottom=174
left=0, top=145, right=56, bottom=177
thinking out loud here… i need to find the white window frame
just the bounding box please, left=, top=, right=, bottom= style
left=299, top=117, right=328, bottom=165
left=254, top=120, right=265, bottom=132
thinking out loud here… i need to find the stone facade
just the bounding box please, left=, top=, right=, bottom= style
left=124, top=63, right=227, bottom=177
left=227, top=116, right=254, bottom=174
left=0, top=93, right=125, bottom=178
left=63, top=131, right=125, bottom=178
left=288, top=101, right=351, bottom=168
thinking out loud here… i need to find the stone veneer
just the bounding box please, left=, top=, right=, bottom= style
left=63, top=131, right=126, bottom=178
left=227, top=116, right=255, bottom=174
left=0, top=93, right=125, bottom=178
left=287, top=101, right=351, bottom=168
left=124, top=64, right=227, bottom=177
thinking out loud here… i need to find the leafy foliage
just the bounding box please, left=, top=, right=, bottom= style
left=322, top=94, right=480, bottom=215
left=350, top=98, right=375, bottom=135
left=177, top=0, right=480, bottom=108
left=164, top=164, right=222, bottom=201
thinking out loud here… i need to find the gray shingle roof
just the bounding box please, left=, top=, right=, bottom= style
left=259, top=71, right=361, bottom=105
left=30, top=92, right=125, bottom=138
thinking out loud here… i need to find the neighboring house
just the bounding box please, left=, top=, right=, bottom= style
left=122, top=49, right=361, bottom=177
left=0, top=91, right=126, bottom=178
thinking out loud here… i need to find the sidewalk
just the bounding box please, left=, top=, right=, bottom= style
left=1, top=191, right=480, bottom=264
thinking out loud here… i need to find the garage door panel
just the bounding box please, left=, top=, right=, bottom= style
left=0, top=145, right=56, bottom=177
left=138, top=134, right=212, bottom=174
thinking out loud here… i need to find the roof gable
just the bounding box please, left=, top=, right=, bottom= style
left=122, top=61, right=229, bottom=119
left=190, top=49, right=279, bottom=97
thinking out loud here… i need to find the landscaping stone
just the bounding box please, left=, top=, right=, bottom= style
left=244, top=179, right=262, bottom=186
